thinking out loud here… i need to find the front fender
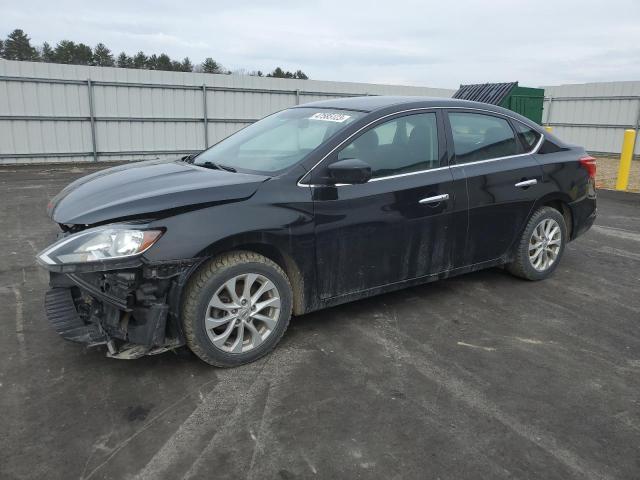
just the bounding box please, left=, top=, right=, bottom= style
left=142, top=178, right=317, bottom=313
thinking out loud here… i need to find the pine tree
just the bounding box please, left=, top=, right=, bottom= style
left=201, top=57, right=223, bottom=74
left=53, top=40, right=77, bottom=64
left=40, top=42, right=55, bottom=62
left=116, top=52, right=132, bottom=68
left=180, top=57, right=193, bottom=72
left=74, top=43, right=93, bottom=65
left=156, top=53, right=173, bottom=71
left=267, top=67, right=287, bottom=78
left=146, top=54, right=158, bottom=70
left=3, top=29, right=39, bottom=61
left=0, top=40, right=4, bottom=58
left=132, top=51, right=147, bottom=69
left=93, top=43, right=115, bottom=67
left=52, top=40, right=92, bottom=65
left=266, top=67, right=309, bottom=79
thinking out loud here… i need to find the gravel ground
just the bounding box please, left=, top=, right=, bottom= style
left=595, top=156, right=640, bottom=192
left=0, top=164, right=639, bottom=480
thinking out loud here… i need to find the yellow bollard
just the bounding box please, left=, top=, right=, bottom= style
left=616, top=129, right=636, bottom=191
left=544, top=126, right=553, bottom=132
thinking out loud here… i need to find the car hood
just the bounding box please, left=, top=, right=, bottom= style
left=48, top=159, right=269, bottom=225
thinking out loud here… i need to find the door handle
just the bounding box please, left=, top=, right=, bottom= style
left=515, top=179, right=537, bottom=188
left=419, top=193, right=449, bottom=205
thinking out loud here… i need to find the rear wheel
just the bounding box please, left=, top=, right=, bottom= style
left=182, top=251, right=292, bottom=367
left=507, top=207, right=567, bottom=281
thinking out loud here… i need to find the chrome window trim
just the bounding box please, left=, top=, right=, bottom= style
left=303, top=165, right=451, bottom=188
left=449, top=133, right=544, bottom=169
left=369, top=165, right=450, bottom=182
left=297, top=105, right=545, bottom=187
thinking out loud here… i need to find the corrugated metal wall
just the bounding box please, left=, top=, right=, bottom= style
left=542, top=81, right=640, bottom=156
left=0, top=60, right=454, bottom=164
left=2, top=59, right=638, bottom=163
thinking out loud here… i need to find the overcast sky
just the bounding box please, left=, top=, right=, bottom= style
left=2, top=0, right=639, bottom=89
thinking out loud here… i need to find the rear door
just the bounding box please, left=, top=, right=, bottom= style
left=445, top=110, right=544, bottom=266
left=311, top=110, right=466, bottom=299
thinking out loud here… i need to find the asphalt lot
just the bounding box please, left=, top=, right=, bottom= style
left=1, top=163, right=639, bottom=480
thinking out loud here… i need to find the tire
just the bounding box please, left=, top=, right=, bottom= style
left=506, top=206, right=567, bottom=281
left=182, top=251, right=292, bottom=367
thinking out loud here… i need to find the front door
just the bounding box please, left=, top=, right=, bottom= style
left=445, top=110, right=544, bottom=265
left=311, top=110, right=466, bottom=299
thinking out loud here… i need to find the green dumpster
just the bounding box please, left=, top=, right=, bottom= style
left=453, top=82, right=544, bottom=124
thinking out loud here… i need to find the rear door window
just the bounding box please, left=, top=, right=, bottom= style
left=448, top=112, right=519, bottom=163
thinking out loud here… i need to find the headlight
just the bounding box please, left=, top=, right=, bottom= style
left=37, top=226, right=163, bottom=266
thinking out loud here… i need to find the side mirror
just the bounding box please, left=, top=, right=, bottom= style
left=326, top=159, right=372, bottom=184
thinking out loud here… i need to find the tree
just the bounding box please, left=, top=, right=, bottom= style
left=53, top=40, right=93, bottom=65
left=116, top=52, right=132, bottom=68
left=267, top=67, right=309, bottom=79
left=74, top=43, right=93, bottom=65
left=156, top=53, right=172, bottom=71
left=40, top=42, right=55, bottom=62
left=201, top=57, right=223, bottom=74
left=93, top=43, right=114, bottom=67
left=267, top=67, right=293, bottom=78
left=3, top=29, right=39, bottom=61
left=1, top=29, right=310, bottom=78
left=267, top=67, right=284, bottom=78
left=132, top=51, right=148, bottom=69
left=180, top=57, right=193, bottom=72
left=146, top=54, right=158, bottom=70
left=53, top=40, right=77, bottom=63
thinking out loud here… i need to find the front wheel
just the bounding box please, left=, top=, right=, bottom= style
left=507, top=206, right=567, bottom=281
left=182, top=251, right=293, bottom=367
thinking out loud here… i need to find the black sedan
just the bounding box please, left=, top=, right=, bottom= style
left=38, top=96, right=597, bottom=366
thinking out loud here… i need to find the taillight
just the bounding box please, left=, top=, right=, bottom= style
left=579, top=156, right=597, bottom=179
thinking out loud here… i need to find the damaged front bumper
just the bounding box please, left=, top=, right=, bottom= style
left=44, top=261, right=199, bottom=359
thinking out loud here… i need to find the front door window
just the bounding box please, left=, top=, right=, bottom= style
left=337, top=112, right=440, bottom=178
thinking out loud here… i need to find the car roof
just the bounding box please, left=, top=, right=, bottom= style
left=295, top=95, right=536, bottom=126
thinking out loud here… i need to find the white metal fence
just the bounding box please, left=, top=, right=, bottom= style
left=2, top=60, right=638, bottom=164
left=542, top=81, right=640, bottom=156
left=0, top=60, right=454, bottom=164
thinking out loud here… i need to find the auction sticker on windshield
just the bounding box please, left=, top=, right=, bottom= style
left=309, top=112, right=351, bottom=123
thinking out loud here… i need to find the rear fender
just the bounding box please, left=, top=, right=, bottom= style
left=503, top=192, right=573, bottom=262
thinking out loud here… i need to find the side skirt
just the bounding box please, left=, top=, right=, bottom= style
left=307, top=257, right=506, bottom=314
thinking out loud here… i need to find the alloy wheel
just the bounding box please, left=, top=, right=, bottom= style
left=528, top=218, right=562, bottom=271
left=204, top=273, right=281, bottom=353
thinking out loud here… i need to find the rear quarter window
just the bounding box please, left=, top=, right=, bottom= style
left=513, top=121, right=542, bottom=152
left=538, top=139, right=568, bottom=154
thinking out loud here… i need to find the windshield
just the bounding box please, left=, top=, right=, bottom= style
left=193, top=107, right=364, bottom=173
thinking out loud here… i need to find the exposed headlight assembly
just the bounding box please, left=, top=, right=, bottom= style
left=37, top=226, right=163, bottom=266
